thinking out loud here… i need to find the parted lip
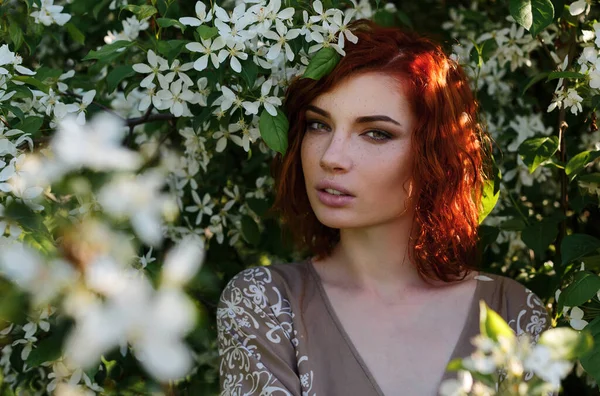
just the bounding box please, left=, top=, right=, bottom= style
left=315, top=181, right=355, bottom=196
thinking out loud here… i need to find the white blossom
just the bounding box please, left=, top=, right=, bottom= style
left=179, top=1, right=213, bottom=26
left=330, top=9, right=358, bottom=48
left=186, top=37, right=227, bottom=71
left=243, top=79, right=282, bottom=116
left=185, top=191, right=214, bottom=225
left=30, top=0, right=71, bottom=26
left=218, top=41, right=249, bottom=73
left=132, top=50, right=169, bottom=89
left=568, top=306, right=589, bottom=330
left=263, top=21, right=301, bottom=62
left=569, top=0, right=592, bottom=16
left=155, top=79, right=195, bottom=117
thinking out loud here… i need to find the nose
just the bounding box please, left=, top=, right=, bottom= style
left=319, top=131, right=351, bottom=172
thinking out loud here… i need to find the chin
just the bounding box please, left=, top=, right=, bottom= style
left=313, top=211, right=367, bottom=230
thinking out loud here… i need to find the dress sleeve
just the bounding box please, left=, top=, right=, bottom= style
left=503, top=278, right=551, bottom=343
left=216, top=267, right=301, bottom=396
left=502, top=277, right=556, bottom=395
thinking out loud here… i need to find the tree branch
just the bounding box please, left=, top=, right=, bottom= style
left=126, top=112, right=175, bottom=128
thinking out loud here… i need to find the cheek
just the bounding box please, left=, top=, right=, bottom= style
left=362, top=150, right=412, bottom=195
left=300, top=136, right=318, bottom=175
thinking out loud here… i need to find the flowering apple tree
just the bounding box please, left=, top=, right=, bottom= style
left=0, top=0, right=599, bottom=394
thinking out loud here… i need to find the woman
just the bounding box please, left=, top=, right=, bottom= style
left=216, top=20, right=549, bottom=396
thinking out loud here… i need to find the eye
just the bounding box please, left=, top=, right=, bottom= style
left=306, top=120, right=330, bottom=132
left=363, top=130, right=392, bottom=141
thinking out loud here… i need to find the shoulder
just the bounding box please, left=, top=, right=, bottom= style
left=218, top=261, right=309, bottom=305
left=217, top=261, right=310, bottom=328
left=476, top=272, right=550, bottom=342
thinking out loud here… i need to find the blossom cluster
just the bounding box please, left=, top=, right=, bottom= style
left=0, top=114, right=204, bottom=391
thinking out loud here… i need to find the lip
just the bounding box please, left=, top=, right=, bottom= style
left=316, top=190, right=355, bottom=207
left=315, top=181, right=355, bottom=196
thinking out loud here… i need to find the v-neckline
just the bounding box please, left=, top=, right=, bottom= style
left=306, top=258, right=483, bottom=396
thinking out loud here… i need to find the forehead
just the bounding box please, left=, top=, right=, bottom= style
left=309, top=72, right=412, bottom=118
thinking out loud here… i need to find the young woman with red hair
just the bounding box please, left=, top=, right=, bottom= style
left=217, top=20, right=549, bottom=396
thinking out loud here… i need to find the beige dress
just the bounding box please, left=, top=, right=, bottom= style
left=216, top=259, right=550, bottom=395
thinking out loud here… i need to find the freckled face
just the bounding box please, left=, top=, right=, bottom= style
left=300, top=72, right=416, bottom=230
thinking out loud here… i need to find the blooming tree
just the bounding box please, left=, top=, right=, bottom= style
left=0, top=0, right=598, bottom=394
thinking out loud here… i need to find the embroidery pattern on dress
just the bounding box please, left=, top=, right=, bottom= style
left=217, top=266, right=315, bottom=396
left=508, top=286, right=549, bottom=381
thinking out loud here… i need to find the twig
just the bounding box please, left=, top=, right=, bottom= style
left=64, top=90, right=125, bottom=121
left=553, top=27, right=578, bottom=275
left=556, top=114, right=569, bottom=271
left=126, top=112, right=175, bottom=128
left=0, top=115, right=11, bottom=129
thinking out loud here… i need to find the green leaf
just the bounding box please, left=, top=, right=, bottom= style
left=247, top=198, right=271, bottom=217
left=93, top=0, right=112, bottom=19
left=11, top=76, right=49, bottom=93
left=518, top=135, right=559, bottom=173
left=521, top=72, right=549, bottom=95
left=582, top=255, right=600, bottom=272
left=479, top=301, right=515, bottom=342
left=580, top=316, right=600, bottom=384
left=196, top=26, right=218, bottom=40
left=373, top=10, right=395, bottom=27
left=478, top=225, right=500, bottom=248
left=107, top=65, right=135, bottom=93
left=539, top=327, right=593, bottom=361
left=123, top=4, right=158, bottom=20
left=14, top=116, right=43, bottom=134
left=396, top=10, right=413, bottom=28
left=479, top=39, right=498, bottom=64
left=9, top=21, right=24, bottom=51
left=445, top=358, right=463, bottom=372
left=65, top=22, right=85, bottom=45
left=499, top=217, right=527, bottom=231
left=479, top=179, right=499, bottom=224
left=559, top=271, right=600, bottom=306
left=4, top=201, right=49, bottom=236
left=10, top=85, right=34, bottom=101
left=157, top=40, right=189, bottom=62
left=547, top=71, right=585, bottom=80
left=509, top=0, right=554, bottom=36
left=241, top=216, right=260, bottom=246
left=83, top=40, right=134, bottom=61
left=26, top=332, right=64, bottom=367
left=521, top=220, right=558, bottom=258
left=259, top=109, right=289, bottom=155
left=156, top=18, right=186, bottom=31
left=561, top=234, right=600, bottom=265
left=239, top=58, right=258, bottom=88
left=3, top=104, right=26, bottom=122
left=579, top=173, right=600, bottom=184
left=566, top=150, right=600, bottom=181
left=302, top=47, right=340, bottom=80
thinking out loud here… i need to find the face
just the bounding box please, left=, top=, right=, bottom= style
left=301, top=72, right=416, bottom=230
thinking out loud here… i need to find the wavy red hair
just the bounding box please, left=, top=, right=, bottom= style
left=270, top=19, right=491, bottom=283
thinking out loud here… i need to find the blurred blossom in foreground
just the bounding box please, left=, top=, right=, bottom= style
left=63, top=235, right=205, bottom=382
left=0, top=242, right=76, bottom=306
left=51, top=114, right=142, bottom=173
left=97, top=170, right=178, bottom=246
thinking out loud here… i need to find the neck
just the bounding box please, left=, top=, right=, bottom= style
left=313, top=212, right=434, bottom=302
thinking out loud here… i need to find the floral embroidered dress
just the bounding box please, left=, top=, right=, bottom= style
left=216, top=260, right=550, bottom=396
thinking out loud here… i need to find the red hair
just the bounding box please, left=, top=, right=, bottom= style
left=270, top=20, right=491, bottom=283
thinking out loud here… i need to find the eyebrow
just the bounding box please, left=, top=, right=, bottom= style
left=305, top=105, right=402, bottom=127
